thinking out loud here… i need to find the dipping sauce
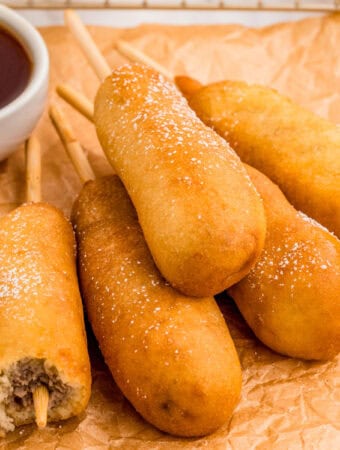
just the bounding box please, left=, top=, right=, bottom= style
left=0, top=27, right=31, bottom=109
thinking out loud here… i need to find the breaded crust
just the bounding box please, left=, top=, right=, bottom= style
left=188, top=80, right=340, bottom=237
left=0, top=203, right=91, bottom=425
left=94, top=63, right=266, bottom=296
left=229, top=166, right=340, bottom=360
left=72, top=176, right=242, bottom=437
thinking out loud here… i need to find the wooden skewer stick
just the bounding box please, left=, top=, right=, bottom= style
left=53, top=109, right=96, bottom=185
left=64, top=9, right=111, bottom=81
left=56, top=85, right=94, bottom=123
left=64, top=9, right=173, bottom=83
left=49, top=103, right=95, bottom=184
left=26, top=137, right=50, bottom=428
left=33, top=385, right=49, bottom=429
left=116, top=40, right=174, bottom=81
left=25, top=135, right=41, bottom=203
left=56, top=84, right=94, bottom=122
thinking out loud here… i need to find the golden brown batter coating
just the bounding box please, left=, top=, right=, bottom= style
left=72, top=175, right=242, bottom=437
left=0, top=203, right=91, bottom=435
left=183, top=79, right=340, bottom=237
left=175, top=75, right=340, bottom=359
left=94, top=63, right=266, bottom=297
left=229, top=166, right=340, bottom=360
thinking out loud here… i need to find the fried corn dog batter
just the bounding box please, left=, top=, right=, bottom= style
left=72, top=175, right=242, bottom=437
left=175, top=76, right=340, bottom=360
left=176, top=77, right=340, bottom=237
left=94, top=63, right=266, bottom=297
left=0, top=203, right=91, bottom=436
left=228, top=166, right=340, bottom=360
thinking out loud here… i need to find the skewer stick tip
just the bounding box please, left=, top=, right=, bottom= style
left=64, top=9, right=78, bottom=27
left=64, top=8, right=74, bottom=19
left=33, top=385, right=49, bottom=429
left=64, top=8, right=111, bottom=81
left=25, top=135, right=41, bottom=203
left=56, top=84, right=94, bottom=123
left=115, top=39, right=174, bottom=81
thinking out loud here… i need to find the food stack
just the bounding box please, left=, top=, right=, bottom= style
left=0, top=10, right=339, bottom=441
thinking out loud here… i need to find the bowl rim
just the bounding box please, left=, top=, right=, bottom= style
left=0, top=4, right=49, bottom=120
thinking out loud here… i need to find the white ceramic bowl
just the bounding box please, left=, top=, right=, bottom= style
left=0, top=5, right=49, bottom=160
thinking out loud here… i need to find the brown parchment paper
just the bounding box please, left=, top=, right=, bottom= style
left=1, top=13, right=339, bottom=450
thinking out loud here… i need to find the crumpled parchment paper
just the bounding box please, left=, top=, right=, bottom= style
left=0, top=12, right=339, bottom=450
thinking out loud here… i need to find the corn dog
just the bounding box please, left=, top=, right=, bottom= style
left=94, top=63, right=266, bottom=297
left=175, top=76, right=340, bottom=237
left=0, top=203, right=92, bottom=435
left=72, top=175, right=242, bottom=437
left=228, top=165, right=340, bottom=360
left=0, top=139, right=91, bottom=436
left=175, top=76, right=340, bottom=359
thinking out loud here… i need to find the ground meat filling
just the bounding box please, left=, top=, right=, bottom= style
left=8, top=359, right=69, bottom=410
left=0, top=357, right=71, bottom=432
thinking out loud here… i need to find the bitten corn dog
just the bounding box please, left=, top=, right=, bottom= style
left=94, top=63, right=266, bottom=297
left=175, top=76, right=340, bottom=237
left=50, top=103, right=242, bottom=437
left=229, top=165, right=340, bottom=360
left=0, top=137, right=91, bottom=436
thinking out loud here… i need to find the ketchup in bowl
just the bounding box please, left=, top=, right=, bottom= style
left=0, top=27, right=31, bottom=109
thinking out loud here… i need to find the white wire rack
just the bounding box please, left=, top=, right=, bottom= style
left=3, top=0, right=340, bottom=12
